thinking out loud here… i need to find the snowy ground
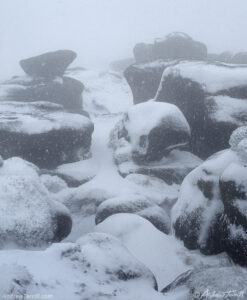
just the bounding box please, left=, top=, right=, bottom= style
left=0, top=68, right=238, bottom=299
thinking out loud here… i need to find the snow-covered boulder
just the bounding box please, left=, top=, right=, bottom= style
left=161, top=266, right=247, bottom=299
left=155, top=61, right=247, bottom=157
left=20, top=50, right=77, bottom=78
left=173, top=129, right=247, bottom=265
left=95, top=194, right=171, bottom=234
left=0, top=101, right=94, bottom=168
left=0, top=233, right=162, bottom=300
left=0, top=175, right=72, bottom=248
left=1, top=75, right=84, bottom=113
left=172, top=149, right=238, bottom=254
left=110, top=101, right=190, bottom=163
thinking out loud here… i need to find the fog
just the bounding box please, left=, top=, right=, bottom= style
left=1, top=0, right=247, bottom=78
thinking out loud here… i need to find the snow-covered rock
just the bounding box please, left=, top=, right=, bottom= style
left=173, top=129, right=247, bottom=266
left=156, top=61, right=247, bottom=158
left=0, top=175, right=72, bottom=248
left=110, top=101, right=191, bottom=163
left=0, top=75, right=84, bottom=113
left=0, top=101, right=94, bottom=168
left=0, top=233, right=165, bottom=300
left=172, top=149, right=238, bottom=253
left=20, top=50, right=77, bottom=78
left=95, top=194, right=171, bottom=234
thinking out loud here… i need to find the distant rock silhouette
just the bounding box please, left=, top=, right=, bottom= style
left=20, top=50, right=77, bottom=78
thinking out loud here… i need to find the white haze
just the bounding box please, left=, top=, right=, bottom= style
left=0, top=0, right=247, bottom=79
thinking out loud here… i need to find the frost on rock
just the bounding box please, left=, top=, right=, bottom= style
left=110, top=101, right=190, bottom=164
left=0, top=175, right=72, bottom=248
left=95, top=194, right=171, bottom=234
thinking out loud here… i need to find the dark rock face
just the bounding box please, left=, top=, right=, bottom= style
left=172, top=130, right=247, bottom=266
left=0, top=101, right=94, bottom=168
left=161, top=267, right=247, bottom=299
left=155, top=61, right=247, bottom=158
left=95, top=195, right=171, bottom=234
left=133, top=33, right=207, bottom=64
left=20, top=50, right=77, bottom=78
left=124, top=60, right=178, bottom=104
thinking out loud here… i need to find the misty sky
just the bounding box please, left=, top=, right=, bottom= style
left=1, top=0, right=247, bottom=78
